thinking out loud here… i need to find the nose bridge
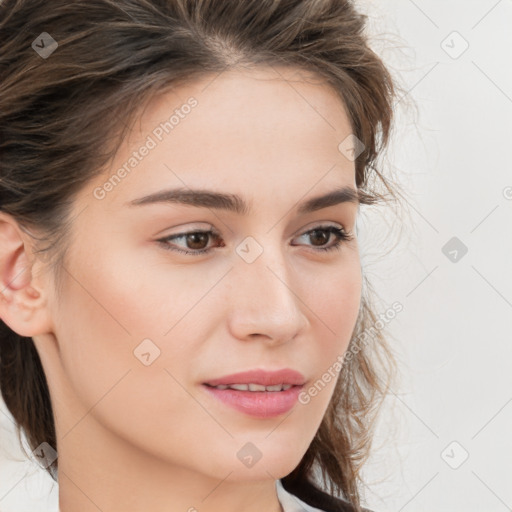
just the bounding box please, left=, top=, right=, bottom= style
left=227, top=234, right=307, bottom=341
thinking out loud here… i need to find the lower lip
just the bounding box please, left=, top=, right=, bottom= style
left=201, top=384, right=303, bottom=418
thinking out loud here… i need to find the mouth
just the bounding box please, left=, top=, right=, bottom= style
left=201, top=382, right=304, bottom=418
left=201, top=368, right=306, bottom=418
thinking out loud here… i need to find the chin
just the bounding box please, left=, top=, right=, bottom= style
left=225, top=445, right=307, bottom=482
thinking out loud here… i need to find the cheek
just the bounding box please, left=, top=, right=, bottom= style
left=53, top=250, right=164, bottom=409
left=306, top=256, right=362, bottom=347
left=53, top=261, right=212, bottom=469
left=296, top=258, right=361, bottom=410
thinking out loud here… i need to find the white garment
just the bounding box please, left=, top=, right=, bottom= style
left=276, top=479, right=327, bottom=512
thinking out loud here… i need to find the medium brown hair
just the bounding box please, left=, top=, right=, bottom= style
left=0, top=1, right=403, bottom=510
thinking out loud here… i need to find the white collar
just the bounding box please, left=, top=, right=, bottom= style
left=275, top=479, right=327, bottom=512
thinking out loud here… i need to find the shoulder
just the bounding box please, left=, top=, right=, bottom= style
left=277, top=478, right=375, bottom=512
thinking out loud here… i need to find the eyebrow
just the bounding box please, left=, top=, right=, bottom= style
left=126, top=185, right=366, bottom=215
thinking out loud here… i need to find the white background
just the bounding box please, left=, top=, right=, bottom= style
left=1, top=1, right=512, bottom=511
left=356, top=1, right=512, bottom=511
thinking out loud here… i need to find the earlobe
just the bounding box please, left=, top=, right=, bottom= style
left=0, top=213, right=53, bottom=338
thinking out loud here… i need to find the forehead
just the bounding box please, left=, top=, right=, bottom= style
left=79, top=65, right=357, bottom=214
left=135, top=65, right=353, bottom=145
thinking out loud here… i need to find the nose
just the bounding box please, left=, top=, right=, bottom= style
left=226, top=244, right=309, bottom=345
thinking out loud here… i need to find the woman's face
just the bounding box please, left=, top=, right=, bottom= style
left=35, top=66, right=362, bottom=493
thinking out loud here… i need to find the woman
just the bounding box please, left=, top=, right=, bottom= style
left=0, top=1, right=401, bottom=511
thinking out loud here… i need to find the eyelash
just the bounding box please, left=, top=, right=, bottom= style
left=156, top=225, right=354, bottom=256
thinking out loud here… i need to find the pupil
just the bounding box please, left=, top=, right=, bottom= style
left=311, top=230, right=328, bottom=246
left=187, top=232, right=208, bottom=249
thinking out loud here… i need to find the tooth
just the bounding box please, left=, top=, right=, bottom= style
left=248, top=383, right=267, bottom=391
left=229, top=384, right=249, bottom=391
left=219, top=383, right=293, bottom=392
left=266, top=384, right=283, bottom=392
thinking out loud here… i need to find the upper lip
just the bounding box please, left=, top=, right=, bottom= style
left=203, top=368, right=306, bottom=387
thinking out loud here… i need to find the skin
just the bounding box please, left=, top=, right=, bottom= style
left=0, top=65, right=362, bottom=512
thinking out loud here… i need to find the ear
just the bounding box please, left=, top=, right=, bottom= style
left=0, top=212, right=53, bottom=338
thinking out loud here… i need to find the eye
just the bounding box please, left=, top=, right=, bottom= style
left=155, top=225, right=353, bottom=256
left=156, top=229, right=224, bottom=255
left=292, top=225, right=354, bottom=253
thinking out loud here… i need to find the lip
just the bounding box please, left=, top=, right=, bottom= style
left=201, top=368, right=306, bottom=418
left=201, top=383, right=304, bottom=418
left=203, top=368, right=306, bottom=387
